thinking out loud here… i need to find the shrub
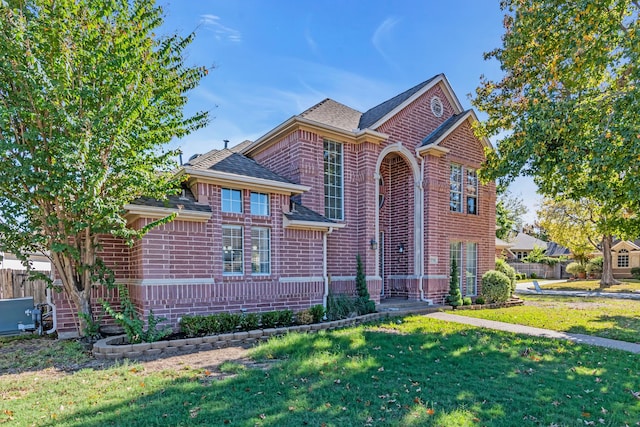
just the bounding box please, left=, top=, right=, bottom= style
left=566, top=262, right=586, bottom=278
left=309, top=305, right=325, bottom=323
left=260, top=311, right=279, bottom=329
left=217, top=312, right=242, bottom=333
left=239, top=313, right=260, bottom=331
left=296, top=309, right=314, bottom=325
left=446, top=258, right=463, bottom=307
left=276, top=310, right=294, bottom=327
left=631, top=267, right=640, bottom=280
left=354, top=255, right=375, bottom=315
left=529, top=272, right=538, bottom=279
left=481, top=270, right=511, bottom=303
left=100, top=284, right=171, bottom=343
left=475, top=295, right=486, bottom=305
left=586, top=257, right=604, bottom=277
left=327, top=293, right=357, bottom=321
left=495, top=258, right=516, bottom=295
left=462, top=297, right=472, bottom=306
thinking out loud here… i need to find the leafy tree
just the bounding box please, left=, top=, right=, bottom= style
left=473, top=1, right=640, bottom=286
left=446, top=258, right=463, bottom=308
left=537, top=197, right=626, bottom=286
left=496, top=190, right=527, bottom=240
left=0, top=0, right=209, bottom=335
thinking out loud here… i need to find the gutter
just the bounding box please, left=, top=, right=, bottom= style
left=322, top=227, right=335, bottom=318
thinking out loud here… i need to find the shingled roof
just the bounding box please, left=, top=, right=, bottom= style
left=185, top=149, right=295, bottom=185
left=299, top=98, right=362, bottom=131
left=284, top=201, right=336, bottom=224
left=421, top=110, right=471, bottom=146
left=358, top=74, right=440, bottom=130
left=129, top=186, right=212, bottom=213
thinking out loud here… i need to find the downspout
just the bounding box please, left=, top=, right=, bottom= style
left=46, top=272, right=57, bottom=335
left=417, top=153, right=432, bottom=304
left=322, top=227, right=334, bottom=317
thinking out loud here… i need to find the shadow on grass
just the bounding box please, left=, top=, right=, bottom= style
left=22, top=317, right=640, bottom=426
left=566, top=314, right=640, bottom=342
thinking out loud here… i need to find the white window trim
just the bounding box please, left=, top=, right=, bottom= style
left=222, top=225, right=244, bottom=275
left=250, top=192, right=270, bottom=216
left=251, top=227, right=271, bottom=275
left=221, top=188, right=243, bottom=214
left=324, top=139, right=344, bottom=221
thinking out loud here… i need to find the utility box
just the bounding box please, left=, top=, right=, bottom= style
left=0, top=297, right=35, bottom=336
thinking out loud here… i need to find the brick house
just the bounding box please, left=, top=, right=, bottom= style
left=53, top=73, right=495, bottom=336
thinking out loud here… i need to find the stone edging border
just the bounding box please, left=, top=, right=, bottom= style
left=93, top=299, right=524, bottom=360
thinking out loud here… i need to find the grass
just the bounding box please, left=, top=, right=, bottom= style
left=534, top=279, right=640, bottom=293
left=455, top=295, right=640, bottom=343
left=0, top=334, right=91, bottom=373
left=0, top=317, right=639, bottom=426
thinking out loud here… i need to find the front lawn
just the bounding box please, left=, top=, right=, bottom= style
left=534, top=279, right=640, bottom=293
left=456, top=295, right=640, bottom=343
left=1, top=316, right=639, bottom=426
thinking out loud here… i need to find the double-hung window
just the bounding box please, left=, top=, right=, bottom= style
left=251, top=227, right=271, bottom=274
left=465, top=243, right=477, bottom=296
left=250, top=192, right=269, bottom=216
left=222, top=225, right=243, bottom=274
left=222, top=188, right=242, bottom=213
left=450, top=164, right=463, bottom=212
left=450, top=164, right=478, bottom=215
left=324, top=139, right=343, bottom=220
left=449, top=242, right=462, bottom=290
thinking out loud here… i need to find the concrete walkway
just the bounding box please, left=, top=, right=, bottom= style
left=515, top=280, right=640, bottom=300
left=425, top=312, right=640, bottom=354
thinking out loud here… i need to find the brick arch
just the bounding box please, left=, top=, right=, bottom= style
left=375, top=142, right=423, bottom=299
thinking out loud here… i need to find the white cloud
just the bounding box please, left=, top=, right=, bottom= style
left=200, top=14, right=242, bottom=43
left=372, top=16, right=401, bottom=69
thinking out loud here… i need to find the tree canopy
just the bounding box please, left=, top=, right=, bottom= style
left=496, top=190, right=527, bottom=240
left=473, top=0, right=640, bottom=238
left=0, top=0, right=209, bottom=334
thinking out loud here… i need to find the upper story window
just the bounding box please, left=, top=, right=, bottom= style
left=617, top=249, right=629, bottom=268
left=221, top=188, right=242, bottom=213
left=450, top=164, right=478, bottom=215
left=466, top=169, right=478, bottom=215
left=450, top=164, right=463, bottom=212
left=323, top=139, right=343, bottom=220
left=250, top=192, right=269, bottom=216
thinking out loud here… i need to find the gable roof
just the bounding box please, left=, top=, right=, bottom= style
left=129, top=186, right=211, bottom=213
left=359, top=75, right=441, bottom=130
left=299, top=98, right=362, bottom=131
left=421, top=110, right=472, bottom=146
left=545, top=241, right=571, bottom=257
left=508, top=232, right=548, bottom=251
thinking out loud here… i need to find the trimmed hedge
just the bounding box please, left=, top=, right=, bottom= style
left=180, top=309, right=296, bottom=337
left=481, top=270, right=511, bottom=303
left=495, top=258, right=517, bottom=295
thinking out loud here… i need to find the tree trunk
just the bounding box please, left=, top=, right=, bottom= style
left=600, top=235, right=620, bottom=287
left=50, top=250, right=93, bottom=337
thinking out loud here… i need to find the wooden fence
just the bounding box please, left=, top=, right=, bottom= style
left=0, top=269, right=49, bottom=304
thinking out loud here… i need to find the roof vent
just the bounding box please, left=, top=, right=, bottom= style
left=430, top=96, right=443, bottom=118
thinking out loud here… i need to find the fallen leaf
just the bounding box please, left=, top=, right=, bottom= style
left=426, top=408, right=435, bottom=415
left=259, top=413, right=266, bottom=419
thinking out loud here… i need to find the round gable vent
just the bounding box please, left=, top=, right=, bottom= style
left=430, top=96, right=443, bottom=117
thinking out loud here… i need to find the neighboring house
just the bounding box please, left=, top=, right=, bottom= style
left=506, top=232, right=547, bottom=260
left=495, top=237, right=513, bottom=258
left=601, top=239, right=640, bottom=279
left=0, top=252, right=51, bottom=271
left=53, top=73, right=496, bottom=336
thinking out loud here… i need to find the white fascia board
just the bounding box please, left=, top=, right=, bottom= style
left=283, top=215, right=346, bottom=231
left=184, top=167, right=310, bottom=195
left=244, top=117, right=389, bottom=157
left=369, top=74, right=465, bottom=130
left=611, top=240, right=640, bottom=251
left=124, top=204, right=212, bottom=223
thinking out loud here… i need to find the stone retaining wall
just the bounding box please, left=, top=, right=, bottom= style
left=93, top=299, right=524, bottom=360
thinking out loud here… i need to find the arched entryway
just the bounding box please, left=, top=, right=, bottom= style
left=375, top=144, right=422, bottom=299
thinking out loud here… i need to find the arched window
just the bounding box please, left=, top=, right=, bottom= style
left=617, top=249, right=629, bottom=268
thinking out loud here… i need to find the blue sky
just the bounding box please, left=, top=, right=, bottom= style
left=159, top=0, right=539, bottom=223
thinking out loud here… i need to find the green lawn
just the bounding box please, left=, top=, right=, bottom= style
left=533, top=279, right=640, bottom=293
left=1, top=317, right=639, bottom=426
left=456, top=295, right=640, bottom=343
